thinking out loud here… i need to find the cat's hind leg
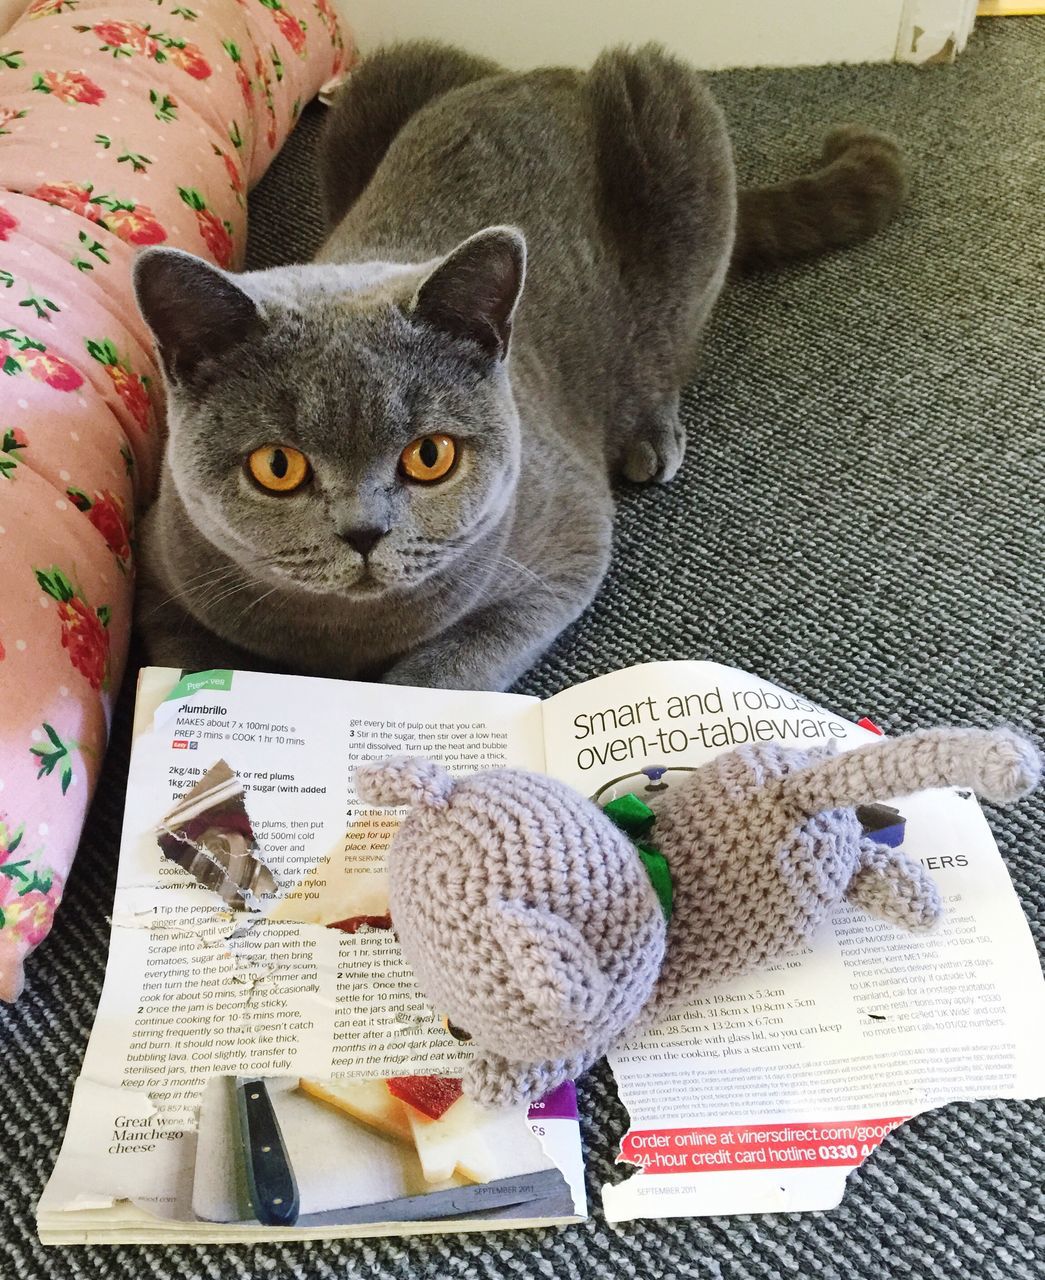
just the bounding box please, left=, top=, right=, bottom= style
left=621, top=394, right=686, bottom=484
left=588, top=47, right=734, bottom=486
left=846, top=838, right=942, bottom=931
left=318, top=43, right=502, bottom=227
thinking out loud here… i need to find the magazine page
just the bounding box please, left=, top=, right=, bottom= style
left=38, top=667, right=586, bottom=1245
left=541, top=661, right=1045, bottom=1220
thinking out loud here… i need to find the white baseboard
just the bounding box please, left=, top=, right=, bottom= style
left=895, top=0, right=979, bottom=62
left=334, top=0, right=977, bottom=69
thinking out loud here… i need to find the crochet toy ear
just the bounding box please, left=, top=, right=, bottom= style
left=484, top=899, right=610, bottom=1028
left=354, top=757, right=455, bottom=809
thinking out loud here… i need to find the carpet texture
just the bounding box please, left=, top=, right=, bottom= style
left=4, top=16, right=1043, bottom=1279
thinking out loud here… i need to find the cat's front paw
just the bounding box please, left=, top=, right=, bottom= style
left=381, top=655, right=443, bottom=688
left=382, top=647, right=505, bottom=691
left=622, top=404, right=686, bottom=484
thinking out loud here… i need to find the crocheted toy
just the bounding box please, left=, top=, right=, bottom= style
left=355, top=727, right=1041, bottom=1107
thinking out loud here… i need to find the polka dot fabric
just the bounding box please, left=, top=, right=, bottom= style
left=0, top=0, right=352, bottom=1000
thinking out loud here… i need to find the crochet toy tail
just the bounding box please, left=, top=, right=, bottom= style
left=784, top=727, right=1042, bottom=815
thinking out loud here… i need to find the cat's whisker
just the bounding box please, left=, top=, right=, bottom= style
left=162, top=561, right=243, bottom=593
left=232, top=584, right=283, bottom=622
left=144, top=564, right=248, bottom=618
left=197, top=581, right=258, bottom=612
left=183, top=556, right=282, bottom=604
left=489, top=553, right=552, bottom=593
left=194, top=564, right=282, bottom=614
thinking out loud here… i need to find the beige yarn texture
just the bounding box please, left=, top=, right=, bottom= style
left=357, top=727, right=1041, bottom=1106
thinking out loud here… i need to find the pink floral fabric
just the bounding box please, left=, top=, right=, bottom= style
left=0, top=0, right=352, bottom=999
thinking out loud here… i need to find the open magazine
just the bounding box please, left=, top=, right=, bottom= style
left=38, top=661, right=1045, bottom=1243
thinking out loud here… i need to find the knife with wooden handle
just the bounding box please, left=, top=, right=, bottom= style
left=235, top=1077, right=300, bottom=1227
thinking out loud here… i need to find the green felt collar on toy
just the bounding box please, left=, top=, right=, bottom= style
left=602, top=793, right=673, bottom=920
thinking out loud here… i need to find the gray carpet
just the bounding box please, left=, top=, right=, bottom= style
left=4, top=16, right=1044, bottom=1279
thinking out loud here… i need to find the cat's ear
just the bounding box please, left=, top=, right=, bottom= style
left=133, top=248, right=264, bottom=385
left=412, top=226, right=526, bottom=362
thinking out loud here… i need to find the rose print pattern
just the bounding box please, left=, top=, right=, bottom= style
left=179, top=187, right=234, bottom=267
left=2, top=427, right=29, bottom=452
left=31, top=69, right=105, bottom=104
left=27, top=181, right=167, bottom=246
left=260, top=0, right=308, bottom=57
left=169, top=41, right=211, bottom=79
left=1, top=326, right=84, bottom=391
left=34, top=567, right=111, bottom=691
left=254, top=50, right=278, bottom=149
left=313, top=0, right=338, bottom=40
left=27, top=0, right=80, bottom=16
left=0, top=882, right=64, bottom=947
left=86, top=337, right=152, bottom=430
left=222, top=40, right=253, bottom=108
left=149, top=90, right=178, bottom=123
left=0, top=106, right=27, bottom=136
left=25, top=347, right=83, bottom=388
left=71, top=229, right=111, bottom=273
left=86, top=19, right=157, bottom=57
left=67, top=487, right=133, bottom=571
left=97, top=202, right=166, bottom=244
left=0, top=427, right=29, bottom=480
left=30, top=722, right=81, bottom=794
left=95, top=134, right=153, bottom=173
left=0, top=272, right=61, bottom=322
left=212, top=144, right=246, bottom=205
left=75, top=20, right=213, bottom=79
left=1, top=818, right=63, bottom=945
left=0, top=0, right=344, bottom=999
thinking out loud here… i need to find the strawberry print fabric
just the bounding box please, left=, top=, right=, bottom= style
left=0, top=0, right=353, bottom=1000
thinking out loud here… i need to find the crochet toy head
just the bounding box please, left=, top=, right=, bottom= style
left=355, top=757, right=667, bottom=1106
left=357, top=728, right=1041, bottom=1108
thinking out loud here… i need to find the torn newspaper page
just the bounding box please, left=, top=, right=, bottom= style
left=38, top=667, right=583, bottom=1244
left=540, top=661, right=1045, bottom=1220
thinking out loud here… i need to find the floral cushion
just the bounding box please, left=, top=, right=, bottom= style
left=0, top=0, right=351, bottom=1000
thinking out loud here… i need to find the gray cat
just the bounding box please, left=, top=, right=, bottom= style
left=134, top=42, right=906, bottom=689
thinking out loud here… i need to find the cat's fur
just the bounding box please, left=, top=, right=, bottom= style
left=134, top=42, right=906, bottom=689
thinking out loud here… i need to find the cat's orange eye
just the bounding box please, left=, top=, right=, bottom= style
left=246, top=444, right=311, bottom=493
left=399, top=434, right=457, bottom=483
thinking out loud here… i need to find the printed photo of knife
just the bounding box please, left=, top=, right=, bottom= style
left=236, top=1076, right=300, bottom=1227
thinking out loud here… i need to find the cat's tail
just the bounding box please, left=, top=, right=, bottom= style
left=733, top=125, right=908, bottom=270
left=782, top=727, right=1042, bottom=814
left=318, top=42, right=502, bottom=227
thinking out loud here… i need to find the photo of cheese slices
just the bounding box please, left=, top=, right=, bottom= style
left=299, top=1075, right=553, bottom=1184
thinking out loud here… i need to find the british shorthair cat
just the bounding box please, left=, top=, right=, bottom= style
left=134, top=42, right=905, bottom=689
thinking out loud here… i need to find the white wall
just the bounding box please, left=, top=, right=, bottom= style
left=335, top=0, right=913, bottom=70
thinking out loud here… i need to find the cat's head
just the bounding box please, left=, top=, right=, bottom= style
left=133, top=227, right=526, bottom=596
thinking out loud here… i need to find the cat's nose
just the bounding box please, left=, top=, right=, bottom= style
left=338, top=525, right=386, bottom=557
